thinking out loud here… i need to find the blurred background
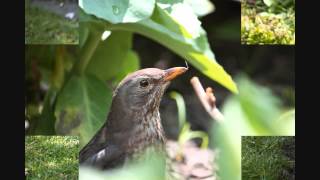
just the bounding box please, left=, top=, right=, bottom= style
left=25, top=0, right=294, bottom=140
left=133, top=0, right=294, bottom=139
left=25, top=0, right=294, bottom=179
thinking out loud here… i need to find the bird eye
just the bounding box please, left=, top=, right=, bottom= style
left=139, top=80, right=149, bottom=87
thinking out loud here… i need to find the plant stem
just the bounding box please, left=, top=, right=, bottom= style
left=75, top=30, right=101, bottom=75
left=51, top=46, right=65, bottom=89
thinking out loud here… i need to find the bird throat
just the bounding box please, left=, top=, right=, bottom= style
left=127, top=107, right=165, bottom=158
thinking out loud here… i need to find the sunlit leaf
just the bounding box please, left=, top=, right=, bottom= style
left=79, top=0, right=155, bottom=24
left=79, top=2, right=237, bottom=93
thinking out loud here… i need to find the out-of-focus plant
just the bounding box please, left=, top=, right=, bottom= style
left=79, top=149, right=166, bottom=180
left=26, top=0, right=239, bottom=150
left=78, top=0, right=237, bottom=93
left=212, top=75, right=295, bottom=180
left=77, top=91, right=209, bottom=179
left=25, top=45, right=77, bottom=135
left=169, top=91, right=209, bottom=158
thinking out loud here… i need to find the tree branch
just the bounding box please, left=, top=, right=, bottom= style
left=190, top=77, right=224, bottom=122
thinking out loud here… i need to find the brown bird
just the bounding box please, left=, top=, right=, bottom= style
left=80, top=67, right=187, bottom=170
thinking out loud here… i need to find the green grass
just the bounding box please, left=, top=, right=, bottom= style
left=242, top=136, right=295, bottom=180
left=25, top=5, right=78, bottom=44
left=25, top=136, right=79, bottom=180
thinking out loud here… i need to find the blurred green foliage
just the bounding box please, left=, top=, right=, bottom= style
left=242, top=136, right=295, bottom=180
left=80, top=0, right=237, bottom=93
left=26, top=0, right=239, bottom=150
left=78, top=76, right=295, bottom=180
left=241, top=0, right=295, bottom=44
left=25, top=1, right=295, bottom=179
left=170, top=91, right=209, bottom=150
left=25, top=136, right=79, bottom=179
left=212, top=75, right=294, bottom=180
left=79, top=150, right=166, bottom=180
left=25, top=4, right=78, bottom=44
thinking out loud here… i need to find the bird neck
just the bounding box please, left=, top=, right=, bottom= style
left=106, top=98, right=165, bottom=141
left=101, top=95, right=166, bottom=156
left=123, top=107, right=165, bottom=157
left=141, top=108, right=165, bottom=142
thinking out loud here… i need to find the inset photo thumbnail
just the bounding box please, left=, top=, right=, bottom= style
left=241, top=0, right=295, bottom=45
left=25, top=136, right=79, bottom=179
left=25, top=0, right=78, bottom=44
left=242, top=136, right=295, bottom=180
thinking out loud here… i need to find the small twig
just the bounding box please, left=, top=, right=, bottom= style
left=184, top=60, right=189, bottom=69
left=190, top=77, right=224, bottom=122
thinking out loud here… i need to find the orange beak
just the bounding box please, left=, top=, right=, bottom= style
left=163, top=67, right=188, bottom=81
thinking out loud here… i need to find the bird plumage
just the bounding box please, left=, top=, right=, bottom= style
left=79, top=67, right=187, bottom=170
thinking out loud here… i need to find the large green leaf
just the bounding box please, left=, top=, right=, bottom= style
left=86, top=31, right=135, bottom=81
left=105, top=8, right=233, bottom=92
left=79, top=5, right=238, bottom=93
left=113, top=50, right=140, bottom=84
left=79, top=0, right=156, bottom=24
left=156, top=1, right=202, bottom=38
left=54, top=75, right=112, bottom=148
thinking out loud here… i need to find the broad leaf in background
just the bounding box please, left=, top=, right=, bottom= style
left=86, top=31, right=137, bottom=82
left=79, top=0, right=238, bottom=93
left=113, top=50, right=140, bottom=85
left=133, top=4, right=237, bottom=93
left=54, top=75, right=112, bottom=148
left=79, top=0, right=155, bottom=24
left=212, top=75, right=295, bottom=180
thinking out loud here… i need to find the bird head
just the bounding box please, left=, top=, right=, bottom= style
left=113, top=67, right=188, bottom=111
